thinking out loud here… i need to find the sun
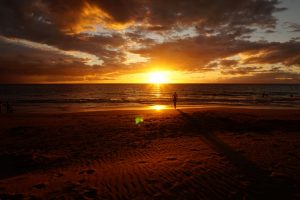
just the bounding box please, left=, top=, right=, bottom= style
left=148, top=71, right=169, bottom=84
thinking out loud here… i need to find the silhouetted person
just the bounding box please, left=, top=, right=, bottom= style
left=172, top=92, right=178, bottom=109
left=6, top=101, right=13, bottom=113
left=0, top=100, right=2, bottom=113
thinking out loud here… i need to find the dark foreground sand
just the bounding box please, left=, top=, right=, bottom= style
left=0, top=107, right=300, bottom=200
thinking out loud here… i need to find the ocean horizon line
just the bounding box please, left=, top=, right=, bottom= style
left=1, top=83, right=300, bottom=85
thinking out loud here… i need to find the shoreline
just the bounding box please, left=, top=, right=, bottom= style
left=6, top=103, right=300, bottom=115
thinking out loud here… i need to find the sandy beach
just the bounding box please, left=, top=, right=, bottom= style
left=0, top=107, right=300, bottom=199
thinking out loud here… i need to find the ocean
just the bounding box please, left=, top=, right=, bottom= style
left=0, top=84, right=299, bottom=113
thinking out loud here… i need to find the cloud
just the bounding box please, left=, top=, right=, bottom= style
left=0, top=0, right=298, bottom=83
left=132, top=34, right=268, bottom=70
left=221, top=71, right=300, bottom=83
left=0, top=36, right=105, bottom=83
left=0, top=36, right=104, bottom=66
left=221, top=66, right=262, bottom=75
left=0, top=0, right=284, bottom=35
left=142, top=0, right=284, bottom=31
left=220, top=59, right=239, bottom=68
left=0, top=0, right=126, bottom=54
left=284, top=22, right=300, bottom=32
left=0, top=35, right=138, bottom=83
left=243, top=41, right=300, bottom=66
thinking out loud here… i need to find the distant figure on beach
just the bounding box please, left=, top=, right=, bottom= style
left=5, top=101, right=13, bottom=113
left=173, top=92, right=178, bottom=109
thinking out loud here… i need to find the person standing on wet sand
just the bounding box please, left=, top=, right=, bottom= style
left=173, top=92, right=178, bottom=109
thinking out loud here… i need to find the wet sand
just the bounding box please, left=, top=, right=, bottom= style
left=0, top=107, right=299, bottom=199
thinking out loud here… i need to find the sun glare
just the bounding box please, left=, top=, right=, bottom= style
left=148, top=72, right=169, bottom=84
left=151, top=105, right=167, bottom=111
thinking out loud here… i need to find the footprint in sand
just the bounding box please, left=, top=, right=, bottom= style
left=83, top=188, right=97, bottom=198
left=166, top=157, right=177, bottom=161
left=183, top=170, right=192, bottom=177
left=79, top=169, right=96, bottom=175
left=237, top=149, right=245, bottom=154
left=0, top=193, right=24, bottom=200
left=54, top=172, right=64, bottom=178
left=33, top=183, right=46, bottom=189
left=188, top=160, right=202, bottom=165
left=190, top=148, right=200, bottom=151
left=146, top=178, right=157, bottom=184
left=253, top=138, right=265, bottom=141
left=86, top=169, right=95, bottom=174
left=78, top=179, right=86, bottom=184
left=163, top=182, right=173, bottom=189
left=138, top=160, right=147, bottom=164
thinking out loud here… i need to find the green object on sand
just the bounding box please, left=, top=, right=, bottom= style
left=135, top=116, right=143, bottom=125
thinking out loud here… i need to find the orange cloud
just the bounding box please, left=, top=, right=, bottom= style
left=58, top=2, right=133, bottom=34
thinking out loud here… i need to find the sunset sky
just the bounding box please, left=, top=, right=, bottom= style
left=0, top=0, right=299, bottom=83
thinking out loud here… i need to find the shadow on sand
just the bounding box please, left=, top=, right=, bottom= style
left=0, top=153, right=65, bottom=180
left=0, top=154, right=40, bottom=179
left=177, top=109, right=297, bottom=199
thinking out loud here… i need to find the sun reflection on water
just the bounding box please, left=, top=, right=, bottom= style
left=151, top=105, right=167, bottom=111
